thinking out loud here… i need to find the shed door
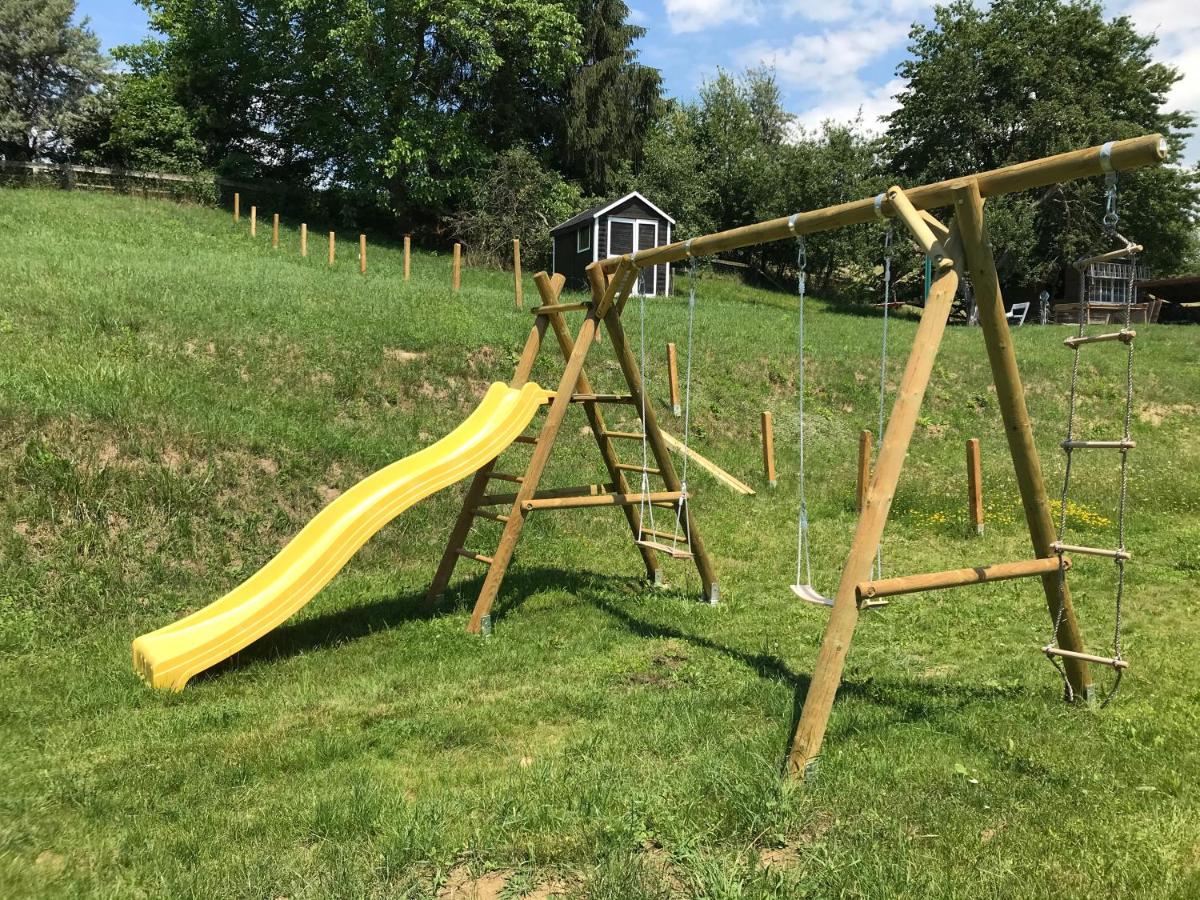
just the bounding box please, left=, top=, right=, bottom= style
left=637, top=223, right=657, bottom=295
left=607, top=217, right=659, bottom=295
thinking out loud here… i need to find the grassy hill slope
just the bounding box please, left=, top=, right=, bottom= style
left=1, top=188, right=1198, bottom=898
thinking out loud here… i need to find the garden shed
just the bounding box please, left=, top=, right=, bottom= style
left=550, top=191, right=674, bottom=296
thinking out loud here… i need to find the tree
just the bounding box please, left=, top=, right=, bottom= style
left=885, top=0, right=1199, bottom=284
left=0, top=0, right=107, bottom=161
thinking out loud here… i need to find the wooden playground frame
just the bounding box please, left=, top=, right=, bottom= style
left=427, top=134, right=1167, bottom=779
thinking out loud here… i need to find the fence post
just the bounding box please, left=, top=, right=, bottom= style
left=328, top=231, right=335, bottom=266
left=762, top=411, right=777, bottom=488
left=404, top=235, right=411, bottom=281
left=233, top=192, right=239, bottom=221
left=359, top=234, right=367, bottom=275
left=856, top=430, right=872, bottom=512
left=513, top=238, right=523, bottom=309
left=250, top=206, right=256, bottom=237
left=300, top=223, right=307, bottom=257
left=272, top=213, right=279, bottom=249
left=667, top=342, right=681, bottom=416
left=452, top=242, right=462, bottom=292
left=967, top=437, right=984, bottom=535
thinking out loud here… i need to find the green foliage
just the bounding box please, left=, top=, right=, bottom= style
left=0, top=0, right=107, bottom=161
left=886, top=0, right=1200, bottom=286
left=448, top=146, right=587, bottom=268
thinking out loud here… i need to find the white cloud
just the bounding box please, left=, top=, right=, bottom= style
left=739, top=22, right=909, bottom=93
left=782, top=0, right=935, bottom=23
left=791, top=77, right=905, bottom=134
left=664, top=0, right=759, bottom=34
left=627, top=6, right=651, bottom=26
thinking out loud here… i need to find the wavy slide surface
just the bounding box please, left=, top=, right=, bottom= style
left=133, top=381, right=548, bottom=690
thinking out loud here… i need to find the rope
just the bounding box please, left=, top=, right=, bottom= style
left=636, top=272, right=656, bottom=542
left=795, top=237, right=814, bottom=588
left=672, top=256, right=699, bottom=550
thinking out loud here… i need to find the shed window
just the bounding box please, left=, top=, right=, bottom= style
left=577, top=227, right=591, bottom=253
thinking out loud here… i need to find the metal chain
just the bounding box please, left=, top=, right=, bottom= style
left=795, top=238, right=813, bottom=588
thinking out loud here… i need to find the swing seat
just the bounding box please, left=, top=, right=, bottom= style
left=636, top=539, right=694, bottom=560
left=791, top=584, right=889, bottom=609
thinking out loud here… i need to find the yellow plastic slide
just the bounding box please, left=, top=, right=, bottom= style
left=133, top=381, right=548, bottom=690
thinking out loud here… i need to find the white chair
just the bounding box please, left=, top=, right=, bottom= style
left=1006, top=301, right=1030, bottom=326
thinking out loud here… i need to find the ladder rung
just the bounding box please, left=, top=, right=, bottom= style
left=569, top=393, right=636, bottom=404
left=532, top=302, right=590, bottom=315
left=1061, top=439, right=1135, bottom=450
left=523, top=490, right=682, bottom=511
left=471, top=509, right=510, bottom=523
left=615, top=463, right=660, bottom=475
left=489, top=472, right=524, bottom=483
left=1041, top=645, right=1129, bottom=670
left=454, top=548, right=494, bottom=565
left=1051, top=541, right=1131, bottom=561
left=855, top=556, right=1065, bottom=601
left=602, top=430, right=647, bottom=440
left=634, top=539, right=693, bottom=560
left=1064, top=330, right=1135, bottom=348
left=512, top=435, right=539, bottom=445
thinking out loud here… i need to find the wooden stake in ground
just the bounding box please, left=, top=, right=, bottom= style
left=359, top=234, right=367, bottom=275
left=857, top=430, right=872, bottom=513
left=300, top=223, right=307, bottom=257
left=250, top=206, right=257, bottom=237
left=233, top=192, right=239, bottom=221
left=272, top=213, right=279, bottom=249
left=452, top=242, right=462, bottom=292
left=667, top=342, right=681, bottom=416
left=328, top=231, right=335, bottom=266
left=761, top=411, right=777, bottom=488
left=513, top=238, right=523, bottom=309
left=967, top=437, right=984, bottom=535
left=403, top=235, right=411, bottom=281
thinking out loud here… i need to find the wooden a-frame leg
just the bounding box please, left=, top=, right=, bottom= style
left=954, top=180, right=1093, bottom=700
left=465, top=268, right=638, bottom=633
left=786, top=226, right=962, bottom=779
left=534, top=273, right=662, bottom=583
left=427, top=317, right=549, bottom=603
left=602, top=301, right=718, bottom=602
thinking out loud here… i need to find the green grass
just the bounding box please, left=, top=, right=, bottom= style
left=1, top=187, right=1198, bottom=898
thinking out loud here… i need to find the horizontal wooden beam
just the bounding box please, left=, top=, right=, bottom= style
left=478, top=483, right=615, bottom=507
left=1042, top=646, right=1129, bottom=670
left=522, top=490, right=682, bottom=511
left=600, top=135, right=1165, bottom=274
left=660, top=430, right=757, bottom=496
left=856, top=556, right=1066, bottom=602
left=1074, top=244, right=1143, bottom=269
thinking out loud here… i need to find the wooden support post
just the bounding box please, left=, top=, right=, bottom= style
left=272, top=213, right=280, bottom=249
left=328, top=231, right=335, bottom=266
left=250, top=206, right=257, bottom=237
left=761, top=411, right=777, bottom=488
left=233, top=192, right=240, bottom=221
left=300, top=223, right=307, bottom=257
left=359, top=234, right=367, bottom=275
left=856, top=430, right=872, bottom=512
left=953, top=179, right=1093, bottom=701
left=513, top=239, right=523, bottom=309
left=967, top=437, right=984, bottom=535
left=787, top=223, right=962, bottom=779
left=404, top=235, right=411, bottom=280
left=452, top=242, right=462, bottom=292
left=667, top=342, right=681, bottom=416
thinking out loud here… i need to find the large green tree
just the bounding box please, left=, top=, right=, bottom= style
left=0, top=0, right=107, bottom=161
left=886, top=0, right=1198, bottom=285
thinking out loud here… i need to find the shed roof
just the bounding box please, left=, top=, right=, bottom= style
left=549, top=191, right=675, bottom=235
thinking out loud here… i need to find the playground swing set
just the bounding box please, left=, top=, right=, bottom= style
left=133, top=134, right=1165, bottom=779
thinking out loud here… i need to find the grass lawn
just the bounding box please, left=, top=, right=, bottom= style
left=1, top=188, right=1198, bottom=898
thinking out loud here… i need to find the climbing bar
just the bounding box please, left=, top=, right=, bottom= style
left=634, top=539, right=693, bottom=560
left=1064, top=330, right=1135, bottom=348
left=887, top=186, right=953, bottom=269
left=855, top=556, right=1067, bottom=601
left=512, top=435, right=539, bottom=445
left=533, top=302, right=590, bottom=315
left=553, top=392, right=637, bottom=404
left=1074, top=244, right=1143, bottom=269
left=602, top=430, right=647, bottom=440
left=1061, top=439, right=1136, bottom=450
left=1051, top=541, right=1131, bottom=561
left=615, top=463, right=660, bottom=475
left=489, top=472, right=525, bottom=483
left=600, top=135, right=1165, bottom=273
left=1042, top=646, right=1130, bottom=670
left=471, top=509, right=510, bottom=523
left=478, top=483, right=616, bottom=506
left=454, top=548, right=495, bottom=566
left=523, top=490, right=683, bottom=511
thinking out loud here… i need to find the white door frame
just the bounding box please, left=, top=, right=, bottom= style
left=607, top=216, right=659, bottom=295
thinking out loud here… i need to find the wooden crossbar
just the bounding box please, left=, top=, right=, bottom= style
left=603, top=430, right=647, bottom=440
left=1051, top=541, right=1131, bottom=561
left=1042, top=646, right=1129, bottom=670
left=1074, top=244, right=1143, bottom=269
left=479, top=483, right=615, bottom=506
left=454, top=548, right=494, bottom=565
left=523, top=490, right=682, bottom=511
left=855, top=556, right=1066, bottom=602
left=1061, top=440, right=1135, bottom=450
left=471, top=509, right=510, bottom=523
left=533, top=302, right=590, bottom=314
left=1064, top=330, right=1135, bottom=348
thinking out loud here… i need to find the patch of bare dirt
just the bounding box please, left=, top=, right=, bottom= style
left=384, top=347, right=425, bottom=363
left=256, top=457, right=279, bottom=475
left=34, top=850, right=66, bottom=874
left=316, top=485, right=341, bottom=503
left=1139, top=403, right=1197, bottom=426
left=468, top=345, right=498, bottom=371
left=437, top=866, right=512, bottom=899
left=525, top=876, right=576, bottom=899
left=756, top=813, right=834, bottom=870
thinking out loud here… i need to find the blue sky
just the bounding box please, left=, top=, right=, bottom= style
left=76, top=0, right=1198, bottom=161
